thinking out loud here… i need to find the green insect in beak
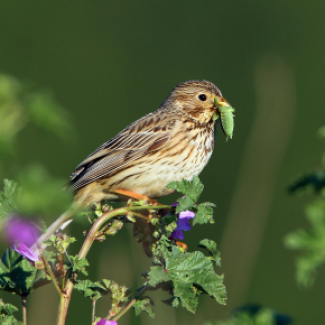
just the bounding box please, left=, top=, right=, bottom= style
left=213, top=97, right=235, bottom=140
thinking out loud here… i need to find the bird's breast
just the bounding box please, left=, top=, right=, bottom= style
left=104, top=124, right=215, bottom=198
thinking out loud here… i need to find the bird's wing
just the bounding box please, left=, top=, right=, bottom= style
left=70, top=111, right=176, bottom=191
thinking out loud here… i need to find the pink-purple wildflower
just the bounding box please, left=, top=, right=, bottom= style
left=170, top=204, right=195, bottom=240
left=3, top=215, right=41, bottom=261
left=13, top=243, right=40, bottom=262
left=95, top=319, right=118, bottom=325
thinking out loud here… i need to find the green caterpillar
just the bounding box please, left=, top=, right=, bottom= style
left=213, top=97, right=235, bottom=140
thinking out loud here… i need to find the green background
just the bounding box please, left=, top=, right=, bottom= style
left=1, top=1, right=325, bottom=324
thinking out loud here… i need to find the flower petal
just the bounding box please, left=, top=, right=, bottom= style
left=4, top=216, right=41, bottom=247
left=170, top=228, right=185, bottom=240
left=14, top=243, right=40, bottom=262
left=179, top=210, right=195, bottom=220
left=177, top=219, right=191, bottom=231
left=95, top=319, right=118, bottom=325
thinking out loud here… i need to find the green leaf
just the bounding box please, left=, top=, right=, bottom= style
left=194, top=202, right=216, bottom=225
left=109, top=281, right=129, bottom=317
left=0, top=179, right=20, bottom=221
left=199, top=239, right=221, bottom=266
left=0, top=299, right=18, bottom=316
left=44, top=234, right=76, bottom=254
left=148, top=246, right=226, bottom=313
left=167, top=176, right=204, bottom=203
left=0, top=249, right=41, bottom=295
left=74, top=279, right=112, bottom=300
left=173, top=281, right=198, bottom=312
left=70, top=256, right=89, bottom=276
left=133, top=297, right=155, bottom=318
left=175, top=196, right=196, bottom=214
left=148, top=266, right=169, bottom=287
left=0, top=300, right=25, bottom=324
left=0, top=315, right=23, bottom=325
left=284, top=199, right=325, bottom=286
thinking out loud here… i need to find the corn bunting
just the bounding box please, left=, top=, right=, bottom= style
left=34, top=80, right=234, bottom=246
left=70, top=80, right=233, bottom=205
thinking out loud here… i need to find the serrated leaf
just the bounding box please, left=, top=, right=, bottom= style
left=148, top=266, right=169, bottom=287
left=0, top=299, right=18, bottom=316
left=167, top=176, right=204, bottom=203
left=0, top=248, right=45, bottom=295
left=70, top=256, right=89, bottom=276
left=109, top=281, right=129, bottom=316
left=44, top=234, right=76, bottom=254
left=194, top=203, right=216, bottom=225
left=173, top=281, right=198, bottom=313
left=133, top=297, right=155, bottom=318
left=175, top=196, right=196, bottom=213
left=74, top=279, right=112, bottom=300
left=199, top=239, right=221, bottom=266
left=149, top=246, right=226, bottom=313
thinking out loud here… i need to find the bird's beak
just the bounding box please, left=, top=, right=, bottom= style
left=213, top=96, right=235, bottom=140
left=217, top=97, right=231, bottom=108
left=212, top=97, right=228, bottom=121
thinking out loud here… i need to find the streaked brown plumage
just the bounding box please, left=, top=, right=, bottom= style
left=34, top=80, right=233, bottom=247
left=71, top=80, right=229, bottom=205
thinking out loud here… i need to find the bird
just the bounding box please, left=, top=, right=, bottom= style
left=36, top=80, right=233, bottom=244
left=70, top=79, right=232, bottom=205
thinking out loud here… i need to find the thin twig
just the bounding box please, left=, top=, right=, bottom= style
left=111, top=284, right=149, bottom=322
left=36, top=242, right=63, bottom=295
left=55, top=204, right=169, bottom=325
left=92, top=300, right=96, bottom=325
left=21, top=295, right=27, bottom=325
left=128, top=211, right=151, bottom=221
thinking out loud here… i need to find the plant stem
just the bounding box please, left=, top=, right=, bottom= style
left=56, top=293, right=67, bottom=325
left=21, top=295, right=27, bottom=325
left=128, top=211, right=151, bottom=221
left=92, top=300, right=96, bottom=325
left=36, top=242, right=63, bottom=296
left=55, top=204, right=169, bottom=325
left=111, top=284, right=149, bottom=322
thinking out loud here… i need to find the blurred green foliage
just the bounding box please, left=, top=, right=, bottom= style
left=285, top=199, right=325, bottom=286
left=0, top=74, right=73, bottom=161
left=0, top=299, right=23, bottom=325
left=0, top=73, right=74, bottom=229
left=285, top=127, right=325, bottom=286
left=204, top=309, right=281, bottom=325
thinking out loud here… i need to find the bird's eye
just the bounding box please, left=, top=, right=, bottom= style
left=198, top=94, right=207, bottom=101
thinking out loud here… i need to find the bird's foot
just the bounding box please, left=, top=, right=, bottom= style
left=110, top=188, right=158, bottom=204
left=174, top=240, right=188, bottom=251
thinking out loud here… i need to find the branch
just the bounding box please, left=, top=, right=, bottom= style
left=55, top=204, right=169, bottom=325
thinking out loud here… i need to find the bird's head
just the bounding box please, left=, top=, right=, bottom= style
left=165, top=80, right=235, bottom=139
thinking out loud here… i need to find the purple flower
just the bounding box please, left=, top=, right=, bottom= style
left=4, top=216, right=41, bottom=247
left=170, top=210, right=195, bottom=240
left=3, top=216, right=41, bottom=261
left=95, top=319, right=118, bottom=325
left=13, top=243, right=40, bottom=262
